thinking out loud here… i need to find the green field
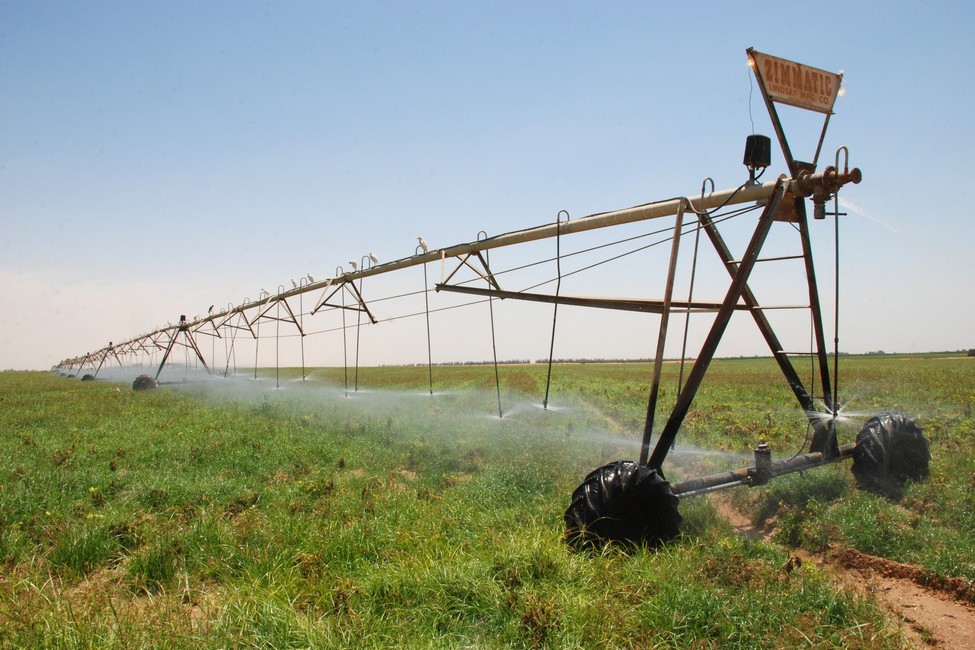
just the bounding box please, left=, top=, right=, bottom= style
left=1, top=355, right=972, bottom=648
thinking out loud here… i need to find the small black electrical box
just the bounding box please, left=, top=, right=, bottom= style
left=743, top=134, right=772, bottom=170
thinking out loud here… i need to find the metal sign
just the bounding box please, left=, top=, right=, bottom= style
left=748, top=49, right=842, bottom=114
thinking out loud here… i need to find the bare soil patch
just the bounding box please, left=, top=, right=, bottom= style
left=712, top=495, right=975, bottom=649
left=833, top=548, right=975, bottom=649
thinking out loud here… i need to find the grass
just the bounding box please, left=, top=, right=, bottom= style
left=1, top=355, right=972, bottom=647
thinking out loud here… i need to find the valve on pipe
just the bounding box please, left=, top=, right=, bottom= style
left=793, top=165, right=862, bottom=219
left=563, top=412, right=929, bottom=551
left=751, top=441, right=772, bottom=486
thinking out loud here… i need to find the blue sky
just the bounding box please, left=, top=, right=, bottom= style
left=1, top=1, right=973, bottom=371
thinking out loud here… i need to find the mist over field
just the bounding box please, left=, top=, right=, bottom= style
left=4, top=353, right=974, bottom=647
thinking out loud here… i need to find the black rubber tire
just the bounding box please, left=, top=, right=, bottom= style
left=851, top=412, right=929, bottom=499
left=132, top=374, right=158, bottom=391
left=81, top=374, right=95, bottom=381
left=564, top=460, right=681, bottom=550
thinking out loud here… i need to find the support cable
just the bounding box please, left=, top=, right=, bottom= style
left=677, top=179, right=712, bottom=396
left=282, top=208, right=759, bottom=341
left=253, top=293, right=267, bottom=380
left=223, top=307, right=241, bottom=377
left=543, top=211, right=568, bottom=409
left=337, top=266, right=349, bottom=396
left=354, top=257, right=370, bottom=392
left=431, top=203, right=752, bottom=298
left=275, top=286, right=283, bottom=389
left=299, top=281, right=307, bottom=380
left=299, top=205, right=756, bottom=329
left=292, top=297, right=490, bottom=339
left=672, top=180, right=711, bottom=450
left=223, top=318, right=231, bottom=377
left=516, top=206, right=758, bottom=294
left=831, top=148, right=848, bottom=432
left=641, top=202, right=687, bottom=463
left=417, top=244, right=434, bottom=395
left=480, top=231, right=503, bottom=419
left=211, top=310, right=216, bottom=374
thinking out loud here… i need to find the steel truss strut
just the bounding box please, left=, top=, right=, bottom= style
left=90, top=343, right=125, bottom=379
left=63, top=166, right=857, bottom=448
left=311, top=280, right=377, bottom=324
left=434, top=169, right=859, bottom=469
left=154, top=316, right=211, bottom=380
left=645, top=179, right=789, bottom=469
left=434, top=284, right=743, bottom=314
left=252, top=295, right=305, bottom=335
left=64, top=174, right=824, bottom=374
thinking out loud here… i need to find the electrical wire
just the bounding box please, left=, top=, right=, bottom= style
left=247, top=202, right=764, bottom=341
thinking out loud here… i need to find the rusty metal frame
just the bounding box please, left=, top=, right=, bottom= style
left=748, top=49, right=837, bottom=422
left=646, top=179, right=790, bottom=468
left=153, top=316, right=211, bottom=380
left=59, top=51, right=860, bottom=481
left=58, top=168, right=857, bottom=455
left=440, top=251, right=502, bottom=292
left=60, top=168, right=858, bottom=472
left=57, top=176, right=801, bottom=381
left=641, top=203, right=687, bottom=464
left=434, top=178, right=831, bottom=469
left=90, top=343, right=125, bottom=379
left=747, top=47, right=839, bottom=176
left=432, top=175, right=849, bottom=469
left=252, top=295, right=305, bottom=336
left=435, top=284, right=742, bottom=315
left=311, top=280, right=377, bottom=324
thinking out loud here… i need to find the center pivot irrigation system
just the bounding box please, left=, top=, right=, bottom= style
left=56, top=49, right=930, bottom=549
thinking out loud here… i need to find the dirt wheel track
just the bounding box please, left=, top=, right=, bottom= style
left=712, top=495, right=975, bottom=649
left=833, top=548, right=975, bottom=607
left=832, top=548, right=975, bottom=649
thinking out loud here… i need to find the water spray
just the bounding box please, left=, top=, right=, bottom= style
left=563, top=49, right=927, bottom=550
left=56, top=48, right=929, bottom=551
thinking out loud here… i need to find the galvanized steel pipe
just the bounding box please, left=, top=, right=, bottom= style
left=62, top=168, right=860, bottom=367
